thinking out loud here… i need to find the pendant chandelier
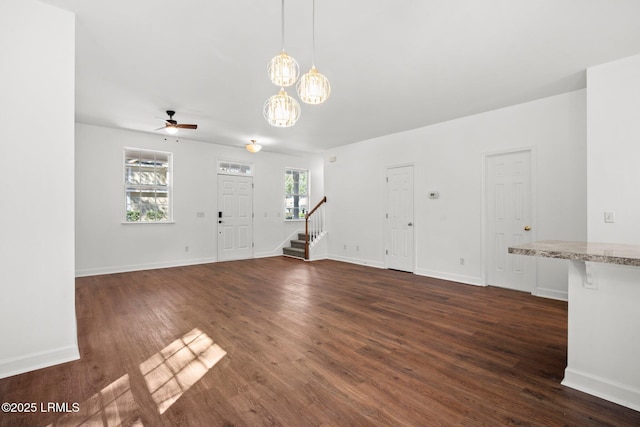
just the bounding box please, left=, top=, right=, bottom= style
left=267, top=0, right=299, bottom=87
left=297, top=0, right=330, bottom=104
left=264, top=0, right=330, bottom=128
left=263, top=88, right=301, bottom=128
left=264, top=0, right=300, bottom=127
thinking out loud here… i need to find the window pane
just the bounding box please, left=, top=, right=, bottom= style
left=124, top=148, right=172, bottom=222
left=284, top=168, right=309, bottom=220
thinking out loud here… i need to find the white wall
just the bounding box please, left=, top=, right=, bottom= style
left=324, top=90, right=587, bottom=299
left=0, top=0, right=78, bottom=378
left=587, top=53, right=640, bottom=244
left=75, top=123, right=323, bottom=276
left=564, top=261, right=640, bottom=411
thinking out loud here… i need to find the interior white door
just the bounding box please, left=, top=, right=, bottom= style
left=386, top=165, right=415, bottom=272
left=217, top=174, right=253, bottom=261
left=486, top=150, right=534, bottom=292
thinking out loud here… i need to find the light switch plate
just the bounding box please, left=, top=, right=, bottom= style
left=604, top=211, right=615, bottom=223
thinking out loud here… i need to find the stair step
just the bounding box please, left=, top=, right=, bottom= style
left=283, top=246, right=305, bottom=259
left=291, top=239, right=306, bottom=249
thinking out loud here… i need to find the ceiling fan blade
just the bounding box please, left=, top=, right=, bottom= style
left=177, top=124, right=197, bottom=129
left=154, top=126, right=166, bottom=131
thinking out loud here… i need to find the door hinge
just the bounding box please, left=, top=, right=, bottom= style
left=252, top=242, right=255, bottom=247
left=386, top=177, right=388, bottom=183
left=385, top=213, right=388, bottom=219
left=385, top=249, right=388, bottom=255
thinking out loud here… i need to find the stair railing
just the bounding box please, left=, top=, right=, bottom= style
left=305, top=196, right=327, bottom=259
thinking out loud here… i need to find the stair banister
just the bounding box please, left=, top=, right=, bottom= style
left=305, top=196, right=327, bottom=259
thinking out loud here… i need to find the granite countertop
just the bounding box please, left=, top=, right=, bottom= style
left=508, top=240, right=640, bottom=266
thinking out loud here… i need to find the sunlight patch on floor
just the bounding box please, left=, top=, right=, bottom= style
left=46, top=374, right=143, bottom=427
left=140, top=328, right=226, bottom=414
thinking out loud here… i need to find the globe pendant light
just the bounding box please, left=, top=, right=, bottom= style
left=267, top=0, right=299, bottom=87
left=263, top=87, right=301, bottom=127
left=297, top=0, right=330, bottom=104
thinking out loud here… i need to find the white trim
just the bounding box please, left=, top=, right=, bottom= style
left=533, top=287, right=568, bottom=301
left=329, top=255, right=385, bottom=269
left=123, top=147, right=174, bottom=223
left=255, top=229, right=304, bottom=258
left=0, top=345, right=79, bottom=380
left=284, top=167, right=310, bottom=222
left=217, top=159, right=254, bottom=176
left=414, top=268, right=485, bottom=287
left=75, top=257, right=217, bottom=277
left=563, top=368, right=640, bottom=412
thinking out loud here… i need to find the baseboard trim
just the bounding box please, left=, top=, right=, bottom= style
left=414, top=268, right=484, bottom=287
left=534, top=287, right=568, bottom=301
left=75, top=257, right=217, bottom=277
left=0, top=345, right=80, bottom=380
left=328, top=255, right=385, bottom=269
left=562, top=367, right=640, bottom=412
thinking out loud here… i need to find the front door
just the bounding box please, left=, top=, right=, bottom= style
left=386, top=165, right=415, bottom=272
left=486, top=150, right=534, bottom=292
left=217, top=174, right=253, bottom=261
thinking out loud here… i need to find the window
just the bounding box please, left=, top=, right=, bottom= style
left=218, top=160, right=253, bottom=176
left=124, top=148, right=172, bottom=222
left=285, top=168, right=309, bottom=220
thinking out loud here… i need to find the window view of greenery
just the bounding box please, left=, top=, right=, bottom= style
left=124, top=149, right=171, bottom=222
left=285, top=169, right=309, bottom=220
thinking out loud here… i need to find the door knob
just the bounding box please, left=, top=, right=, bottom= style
left=524, top=225, right=531, bottom=231
left=408, top=222, right=413, bottom=226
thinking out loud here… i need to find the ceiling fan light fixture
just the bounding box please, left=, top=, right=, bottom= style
left=246, top=139, right=262, bottom=153
left=263, top=88, right=301, bottom=127
left=297, top=66, right=331, bottom=104
left=165, top=125, right=179, bottom=135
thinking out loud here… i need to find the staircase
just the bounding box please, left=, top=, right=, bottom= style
left=283, top=233, right=312, bottom=259
left=282, top=196, right=327, bottom=260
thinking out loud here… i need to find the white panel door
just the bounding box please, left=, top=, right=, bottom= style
left=386, top=165, right=414, bottom=272
left=486, top=151, right=534, bottom=292
left=217, top=174, right=253, bottom=261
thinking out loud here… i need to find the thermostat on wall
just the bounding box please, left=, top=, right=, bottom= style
left=428, top=191, right=439, bottom=199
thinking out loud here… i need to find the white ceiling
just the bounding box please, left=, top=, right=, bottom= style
left=39, top=0, right=640, bottom=154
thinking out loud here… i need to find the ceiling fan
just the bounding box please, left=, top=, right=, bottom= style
left=157, top=110, right=198, bottom=135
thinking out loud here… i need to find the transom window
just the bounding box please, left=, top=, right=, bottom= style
left=124, top=148, right=172, bottom=222
left=285, top=168, right=309, bottom=220
left=218, top=161, right=253, bottom=176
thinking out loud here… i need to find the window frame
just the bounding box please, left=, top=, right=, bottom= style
left=123, top=147, right=174, bottom=224
left=284, top=168, right=309, bottom=222
left=217, top=160, right=254, bottom=177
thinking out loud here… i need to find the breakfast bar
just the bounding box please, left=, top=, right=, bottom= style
left=509, top=240, right=640, bottom=411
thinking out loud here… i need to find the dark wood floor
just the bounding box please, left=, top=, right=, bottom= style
left=1, top=258, right=639, bottom=426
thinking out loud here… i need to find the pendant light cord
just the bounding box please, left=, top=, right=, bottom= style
left=281, top=0, right=285, bottom=51
left=311, top=0, right=316, bottom=66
